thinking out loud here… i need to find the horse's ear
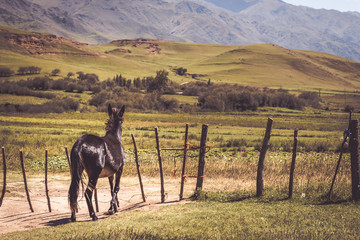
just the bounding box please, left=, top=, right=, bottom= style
left=108, top=103, right=113, bottom=116
left=119, top=105, right=125, bottom=118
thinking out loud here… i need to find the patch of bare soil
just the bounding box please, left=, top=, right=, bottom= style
left=0, top=175, right=191, bottom=235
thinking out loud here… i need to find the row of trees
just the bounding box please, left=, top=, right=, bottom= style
left=1, top=66, right=43, bottom=76
left=17, top=66, right=42, bottom=75
left=0, top=66, right=323, bottom=113
left=106, top=70, right=175, bottom=93
left=181, top=82, right=320, bottom=111
left=0, top=69, right=180, bottom=113
left=1, top=66, right=65, bottom=77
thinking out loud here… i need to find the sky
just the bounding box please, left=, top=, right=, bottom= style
left=283, top=0, right=360, bottom=13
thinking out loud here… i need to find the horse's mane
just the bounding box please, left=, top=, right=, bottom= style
left=105, top=108, right=124, bottom=131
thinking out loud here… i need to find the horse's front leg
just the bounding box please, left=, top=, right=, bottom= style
left=108, top=175, right=117, bottom=214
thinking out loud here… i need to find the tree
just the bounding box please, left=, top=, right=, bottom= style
left=17, top=66, right=28, bottom=75
left=0, top=67, right=14, bottom=77
left=147, top=70, right=170, bottom=92
left=77, top=71, right=85, bottom=80
left=51, top=69, right=61, bottom=76
left=67, top=72, right=74, bottom=78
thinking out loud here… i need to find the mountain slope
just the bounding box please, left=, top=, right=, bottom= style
left=1, top=26, right=359, bottom=91
left=1, top=0, right=360, bottom=62
left=236, top=0, right=360, bottom=63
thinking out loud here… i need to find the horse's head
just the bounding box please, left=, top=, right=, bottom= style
left=106, top=103, right=125, bottom=132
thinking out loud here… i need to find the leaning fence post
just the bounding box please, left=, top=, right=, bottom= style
left=196, top=124, right=209, bottom=192
left=94, top=189, right=99, bottom=213
left=328, top=112, right=352, bottom=200
left=288, top=129, right=298, bottom=199
left=132, top=134, right=146, bottom=202
left=155, top=127, right=165, bottom=203
left=0, top=146, right=7, bottom=207
left=256, top=118, right=273, bottom=197
left=20, top=150, right=34, bottom=212
left=180, top=124, right=189, bottom=200
left=350, top=119, right=360, bottom=201
left=45, top=150, right=52, bottom=212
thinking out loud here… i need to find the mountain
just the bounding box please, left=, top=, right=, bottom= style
left=1, top=0, right=360, bottom=62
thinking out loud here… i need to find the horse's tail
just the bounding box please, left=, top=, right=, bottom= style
left=68, top=146, right=84, bottom=214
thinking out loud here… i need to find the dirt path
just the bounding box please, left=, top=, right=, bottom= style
left=0, top=174, right=193, bottom=235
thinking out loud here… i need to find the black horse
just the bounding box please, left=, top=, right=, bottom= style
left=68, top=104, right=126, bottom=221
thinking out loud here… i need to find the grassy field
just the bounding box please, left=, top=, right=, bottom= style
left=0, top=107, right=355, bottom=170
left=1, top=26, right=360, bottom=239
left=2, top=198, right=360, bottom=240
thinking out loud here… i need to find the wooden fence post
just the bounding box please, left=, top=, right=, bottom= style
left=288, top=129, right=298, bottom=199
left=179, top=124, right=189, bottom=200
left=65, top=147, right=71, bottom=174
left=45, top=150, right=52, bottom=212
left=0, top=146, right=6, bottom=207
left=350, top=119, right=360, bottom=201
left=132, top=134, right=146, bottom=202
left=327, top=112, right=352, bottom=200
left=155, top=127, right=165, bottom=203
left=20, top=150, right=34, bottom=212
left=94, top=189, right=99, bottom=212
left=196, top=124, right=209, bottom=191
left=256, top=118, right=273, bottom=197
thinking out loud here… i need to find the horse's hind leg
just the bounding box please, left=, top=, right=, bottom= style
left=85, top=176, right=99, bottom=221
left=108, top=175, right=117, bottom=214
left=114, top=165, right=124, bottom=209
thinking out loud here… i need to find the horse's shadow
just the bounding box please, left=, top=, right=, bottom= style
left=45, top=201, right=148, bottom=227
left=46, top=217, right=71, bottom=227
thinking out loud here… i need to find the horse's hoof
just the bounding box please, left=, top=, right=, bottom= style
left=107, top=209, right=115, bottom=215
left=71, top=216, right=76, bottom=222
left=92, top=216, right=98, bottom=221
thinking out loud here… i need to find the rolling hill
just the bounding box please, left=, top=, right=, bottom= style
left=1, top=26, right=360, bottom=91
left=0, top=0, right=360, bottom=62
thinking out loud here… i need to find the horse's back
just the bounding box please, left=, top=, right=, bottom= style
left=71, top=134, right=106, bottom=176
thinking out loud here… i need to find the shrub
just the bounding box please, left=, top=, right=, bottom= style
left=17, top=66, right=41, bottom=75
left=183, top=83, right=306, bottom=112
left=174, top=67, right=187, bottom=76
left=344, top=105, right=354, bottom=113
left=0, top=67, right=14, bottom=77
left=51, top=69, right=61, bottom=76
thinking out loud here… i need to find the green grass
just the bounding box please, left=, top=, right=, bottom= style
left=0, top=108, right=355, bottom=171
left=0, top=94, right=50, bottom=105
left=2, top=198, right=360, bottom=239
left=0, top=107, right=358, bottom=239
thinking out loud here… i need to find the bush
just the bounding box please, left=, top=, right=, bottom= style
left=51, top=69, right=61, bottom=76
left=0, top=80, right=55, bottom=99
left=183, top=83, right=307, bottom=112
left=0, top=67, right=14, bottom=77
left=344, top=105, right=354, bottom=113
left=17, top=66, right=41, bottom=75
left=174, top=67, right=187, bottom=76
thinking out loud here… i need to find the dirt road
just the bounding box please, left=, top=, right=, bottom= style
left=0, top=174, right=192, bottom=235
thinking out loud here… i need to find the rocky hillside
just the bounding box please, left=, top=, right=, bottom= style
left=1, top=0, right=360, bottom=62
left=1, top=26, right=360, bottom=91
left=0, top=26, right=94, bottom=55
